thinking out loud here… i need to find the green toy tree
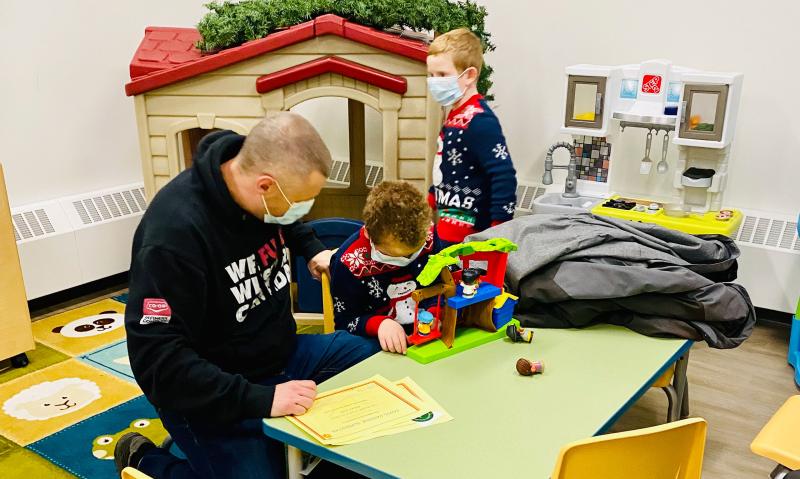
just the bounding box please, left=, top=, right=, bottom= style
left=196, top=0, right=496, bottom=97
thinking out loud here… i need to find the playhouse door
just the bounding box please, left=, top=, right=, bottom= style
left=305, top=99, right=371, bottom=221
left=179, top=128, right=222, bottom=170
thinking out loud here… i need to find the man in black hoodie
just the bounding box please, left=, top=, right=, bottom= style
left=117, top=112, right=380, bottom=478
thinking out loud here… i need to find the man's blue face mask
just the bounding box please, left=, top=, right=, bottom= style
left=261, top=180, right=314, bottom=225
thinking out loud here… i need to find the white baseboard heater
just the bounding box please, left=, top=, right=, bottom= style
left=10, top=175, right=799, bottom=314
left=11, top=183, right=146, bottom=300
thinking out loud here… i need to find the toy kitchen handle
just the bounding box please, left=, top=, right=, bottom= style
left=681, top=101, right=688, bottom=122
left=595, top=92, right=603, bottom=114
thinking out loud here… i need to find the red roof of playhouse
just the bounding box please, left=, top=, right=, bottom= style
left=125, top=14, right=429, bottom=96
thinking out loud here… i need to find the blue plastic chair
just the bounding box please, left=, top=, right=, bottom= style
left=294, top=218, right=363, bottom=314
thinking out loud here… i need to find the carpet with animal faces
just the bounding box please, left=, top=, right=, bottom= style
left=1, top=294, right=322, bottom=477
left=31, top=299, right=126, bottom=357
left=28, top=395, right=168, bottom=479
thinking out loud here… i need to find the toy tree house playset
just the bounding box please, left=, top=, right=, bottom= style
left=124, top=14, right=441, bottom=219
left=555, top=59, right=743, bottom=236
left=406, top=239, right=520, bottom=364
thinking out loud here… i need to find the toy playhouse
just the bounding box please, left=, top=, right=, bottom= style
left=553, top=59, right=744, bottom=236
left=405, top=238, right=519, bottom=364
left=124, top=15, right=442, bottom=220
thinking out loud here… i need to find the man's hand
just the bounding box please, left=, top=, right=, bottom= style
left=271, top=380, right=317, bottom=417
left=378, top=320, right=408, bottom=354
left=308, top=250, right=334, bottom=280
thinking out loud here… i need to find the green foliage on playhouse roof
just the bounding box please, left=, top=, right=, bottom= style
left=196, top=0, right=495, bottom=97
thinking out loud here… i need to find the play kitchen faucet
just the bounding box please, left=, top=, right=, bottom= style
left=542, top=141, right=578, bottom=198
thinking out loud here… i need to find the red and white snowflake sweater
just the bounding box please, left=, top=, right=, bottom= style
left=429, top=94, right=518, bottom=243
left=330, top=225, right=441, bottom=337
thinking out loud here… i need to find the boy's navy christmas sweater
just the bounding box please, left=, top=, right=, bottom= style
left=429, top=94, right=518, bottom=243
left=330, top=226, right=441, bottom=336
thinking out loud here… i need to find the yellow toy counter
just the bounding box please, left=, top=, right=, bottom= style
left=591, top=195, right=742, bottom=237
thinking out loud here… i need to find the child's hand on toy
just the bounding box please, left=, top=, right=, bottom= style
left=271, top=380, right=317, bottom=417
left=378, top=320, right=408, bottom=354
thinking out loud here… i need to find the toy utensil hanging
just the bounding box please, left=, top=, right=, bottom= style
left=657, top=131, right=670, bottom=174
left=640, top=129, right=653, bottom=175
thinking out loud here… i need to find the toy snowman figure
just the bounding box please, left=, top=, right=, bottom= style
left=387, top=276, right=418, bottom=325
left=460, top=268, right=485, bottom=298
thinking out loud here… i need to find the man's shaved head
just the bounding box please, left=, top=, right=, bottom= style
left=239, top=111, right=332, bottom=179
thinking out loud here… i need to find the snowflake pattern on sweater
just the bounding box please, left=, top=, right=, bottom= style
left=330, top=226, right=440, bottom=336
left=430, top=94, right=518, bottom=243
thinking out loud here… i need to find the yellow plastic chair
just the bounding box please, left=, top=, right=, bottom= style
left=120, top=467, right=153, bottom=479
left=751, top=395, right=800, bottom=477
left=292, top=264, right=335, bottom=334
left=319, top=271, right=335, bottom=333
left=551, top=417, right=707, bottom=479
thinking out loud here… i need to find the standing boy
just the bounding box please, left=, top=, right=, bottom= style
left=427, top=28, right=518, bottom=245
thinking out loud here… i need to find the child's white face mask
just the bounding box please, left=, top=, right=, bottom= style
left=370, top=240, right=424, bottom=267
left=427, top=69, right=469, bottom=106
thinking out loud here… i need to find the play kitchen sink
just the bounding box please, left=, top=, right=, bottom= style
left=531, top=193, right=604, bottom=216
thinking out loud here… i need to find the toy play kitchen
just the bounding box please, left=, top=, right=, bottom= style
left=547, top=58, right=743, bottom=236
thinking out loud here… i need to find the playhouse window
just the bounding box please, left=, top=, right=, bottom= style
left=291, top=97, right=383, bottom=220
left=178, top=128, right=221, bottom=170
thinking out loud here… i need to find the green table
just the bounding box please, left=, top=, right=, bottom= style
left=263, top=325, right=692, bottom=479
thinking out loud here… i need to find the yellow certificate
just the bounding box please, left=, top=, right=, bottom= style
left=331, top=377, right=453, bottom=445
left=287, top=375, right=424, bottom=445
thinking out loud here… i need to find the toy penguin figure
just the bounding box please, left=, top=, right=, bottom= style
left=387, top=275, right=418, bottom=325
left=460, top=268, right=486, bottom=298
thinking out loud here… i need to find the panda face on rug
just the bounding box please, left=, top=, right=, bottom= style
left=51, top=311, right=124, bottom=338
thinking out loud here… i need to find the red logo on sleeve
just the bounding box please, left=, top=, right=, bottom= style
left=141, top=298, right=172, bottom=325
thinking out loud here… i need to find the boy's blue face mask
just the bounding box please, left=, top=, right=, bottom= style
left=427, top=69, right=470, bottom=106
left=261, top=180, right=314, bottom=225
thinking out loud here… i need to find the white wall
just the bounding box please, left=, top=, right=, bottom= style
left=3, top=0, right=797, bottom=219
left=477, top=0, right=800, bottom=216
left=0, top=0, right=208, bottom=207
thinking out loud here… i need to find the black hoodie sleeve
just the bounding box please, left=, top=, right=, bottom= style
left=282, top=221, right=326, bottom=260
left=125, top=245, right=275, bottom=425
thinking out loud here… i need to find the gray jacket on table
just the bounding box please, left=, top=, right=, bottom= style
left=468, top=213, right=755, bottom=348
